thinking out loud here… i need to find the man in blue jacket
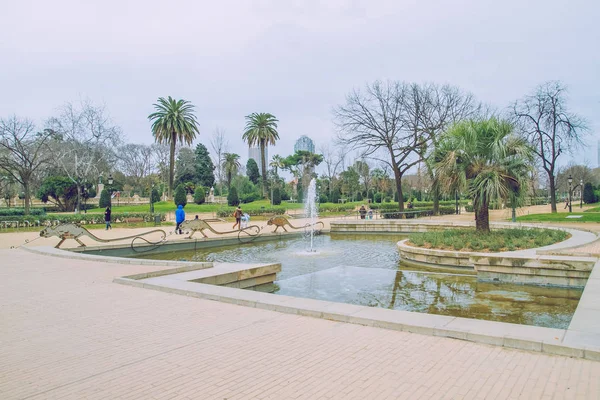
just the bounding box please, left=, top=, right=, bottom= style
left=175, top=204, right=185, bottom=234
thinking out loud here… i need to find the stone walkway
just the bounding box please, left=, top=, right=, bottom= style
left=1, top=249, right=600, bottom=399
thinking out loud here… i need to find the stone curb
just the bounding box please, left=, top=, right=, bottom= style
left=113, top=276, right=600, bottom=361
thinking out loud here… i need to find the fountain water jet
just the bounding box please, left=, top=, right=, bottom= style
left=305, top=178, right=318, bottom=252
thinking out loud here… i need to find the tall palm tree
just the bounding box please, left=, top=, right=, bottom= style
left=222, top=153, right=241, bottom=189
left=432, top=117, right=532, bottom=232
left=242, top=113, right=279, bottom=197
left=148, top=97, right=199, bottom=198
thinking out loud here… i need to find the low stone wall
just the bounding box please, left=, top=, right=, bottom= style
left=473, top=255, right=596, bottom=287
left=330, top=220, right=471, bottom=233
left=398, top=240, right=473, bottom=270
left=397, top=239, right=596, bottom=288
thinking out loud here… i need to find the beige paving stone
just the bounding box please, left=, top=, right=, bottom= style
left=1, top=248, right=600, bottom=400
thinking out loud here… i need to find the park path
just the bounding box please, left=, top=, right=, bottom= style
left=1, top=248, right=599, bottom=400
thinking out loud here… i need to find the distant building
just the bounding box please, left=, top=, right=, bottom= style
left=294, top=135, right=315, bottom=153
left=248, top=146, right=267, bottom=173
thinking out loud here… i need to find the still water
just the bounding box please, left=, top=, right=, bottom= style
left=135, top=233, right=582, bottom=329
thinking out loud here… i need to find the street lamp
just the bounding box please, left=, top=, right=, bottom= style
left=150, top=182, right=155, bottom=214
left=455, top=189, right=459, bottom=215
left=568, top=174, right=573, bottom=213
left=580, top=179, right=583, bottom=209
left=107, top=174, right=114, bottom=207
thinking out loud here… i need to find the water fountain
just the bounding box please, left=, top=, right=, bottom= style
left=305, top=178, right=318, bottom=252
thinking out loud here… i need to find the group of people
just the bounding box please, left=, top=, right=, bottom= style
left=358, top=205, right=373, bottom=220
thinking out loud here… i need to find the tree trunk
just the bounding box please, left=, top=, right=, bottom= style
left=260, top=141, right=267, bottom=198
left=75, top=182, right=82, bottom=214
left=432, top=184, right=440, bottom=215
left=23, top=182, right=31, bottom=216
left=548, top=172, right=557, bottom=213
left=391, top=161, right=404, bottom=212
left=475, top=199, right=490, bottom=232
left=169, top=134, right=176, bottom=199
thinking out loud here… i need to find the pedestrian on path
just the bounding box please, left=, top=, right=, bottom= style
left=104, top=206, right=112, bottom=230
left=233, top=206, right=243, bottom=230
left=175, top=204, right=185, bottom=234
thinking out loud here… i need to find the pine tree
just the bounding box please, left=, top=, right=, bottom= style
left=246, top=159, right=260, bottom=185
left=272, top=187, right=281, bottom=205
left=174, top=184, right=187, bottom=207
left=195, top=143, right=215, bottom=188
left=99, top=189, right=111, bottom=208
left=227, top=186, right=239, bottom=206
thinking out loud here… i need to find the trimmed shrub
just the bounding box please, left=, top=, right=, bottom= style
left=99, top=189, right=111, bottom=208
left=193, top=188, right=206, bottom=204
left=227, top=186, right=239, bottom=206
left=0, top=208, right=45, bottom=216
left=272, top=187, right=282, bottom=205
left=0, top=212, right=166, bottom=226
left=216, top=207, right=285, bottom=218
left=583, top=183, right=596, bottom=204
left=174, top=184, right=187, bottom=207
left=151, top=188, right=161, bottom=204
left=318, top=194, right=328, bottom=204
left=240, top=192, right=261, bottom=203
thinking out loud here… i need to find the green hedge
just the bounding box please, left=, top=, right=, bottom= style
left=380, top=206, right=455, bottom=219
left=0, top=212, right=165, bottom=225
left=317, top=203, right=356, bottom=213
left=0, top=208, right=46, bottom=216
left=216, top=207, right=286, bottom=218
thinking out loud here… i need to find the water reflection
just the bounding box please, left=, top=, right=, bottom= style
left=134, top=234, right=581, bottom=329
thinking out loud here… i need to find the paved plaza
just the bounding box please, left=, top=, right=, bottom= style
left=1, top=246, right=600, bottom=400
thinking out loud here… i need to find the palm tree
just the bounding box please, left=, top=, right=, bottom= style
left=270, top=155, right=285, bottom=177
left=242, top=113, right=279, bottom=197
left=222, top=153, right=241, bottom=190
left=432, top=117, right=532, bottom=232
left=148, top=97, right=199, bottom=198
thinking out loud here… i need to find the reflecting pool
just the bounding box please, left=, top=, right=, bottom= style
left=135, top=233, right=582, bottom=329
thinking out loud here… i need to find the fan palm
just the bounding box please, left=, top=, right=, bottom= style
left=242, top=113, right=279, bottom=197
left=432, top=118, right=532, bottom=232
left=148, top=97, right=199, bottom=198
left=222, top=153, right=241, bottom=189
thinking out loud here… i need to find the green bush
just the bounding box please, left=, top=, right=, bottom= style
left=193, top=188, right=205, bottom=204
left=374, top=192, right=383, bottom=203
left=216, top=207, right=285, bottom=218
left=318, top=194, right=328, bottom=204
left=0, top=208, right=45, bottom=216
left=151, top=188, right=161, bottom=204
left=584, top=183, right=596, bottom=204
left=174, top=184, right=187, bottom=207
left=99, top=189, right=111, bottom=208
left=0, top=212, right=166, bottom=226
left=408, top=228, right=568, bottom=252
left=240, top=192, right=261, bottom=203
left=227, top=186, right=239, bottom=206
left=272, top=187, right=282, bottom=205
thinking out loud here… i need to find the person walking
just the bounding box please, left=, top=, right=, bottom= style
left=359, top=205, right=367, bottom=220
left=175, top=204, right=185, bottom=234
left=232, top=206, right=243, bottom=230
left=104, top=206, right=112, bottom=230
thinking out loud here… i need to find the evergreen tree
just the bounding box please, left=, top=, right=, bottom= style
left=99, top=189, right=111, bottom=208
left=272, top=187, right=281, bottom=205
left=246, top=158, right=260, bottom=185
left=174, top=184, right=187, bottom=207
left=151, top=188, right=161, bottom=204
left=583, top=182, right=596, bottom=204
left=227, top=186, right=239, bottom=206
left=194, top=185, right=206, bottom=204
left=194, top=143, right=215, bottom=188
left=331, top=187, right=341, bottom=203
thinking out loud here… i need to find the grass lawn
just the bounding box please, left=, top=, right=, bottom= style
left=408, top=228, right=569, bottom=252
left=85, top=200, right=305, bottom=214
left=516, top=212, right=600, bottom=223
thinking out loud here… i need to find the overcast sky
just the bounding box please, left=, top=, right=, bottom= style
left=1, top=0, right=599, bottom=171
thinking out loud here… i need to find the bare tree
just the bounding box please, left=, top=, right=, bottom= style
left=404, top=83, right=480, bottom=214
left=117, top=144, right=155, bottom=189
left=0, top=116, right=56, bottom=214
left=210, top=127, right=229, bottom=192
left=354, top=158, right=372, bottom=194
left=46, top=100, right=122, bottom=213
left=319, top=143, right=345, bottom=197
left=512, top=81, right=588, bottom=213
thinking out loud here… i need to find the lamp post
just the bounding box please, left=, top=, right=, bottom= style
left=455, top=189, right=459, bottom=215
left=568, top=174, right=573, bottom=213
left=580, top=179, right=583, bottom=209
left=150, top=183, right=155, bottom=214
left=108, top=174, right=114, bottom=207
